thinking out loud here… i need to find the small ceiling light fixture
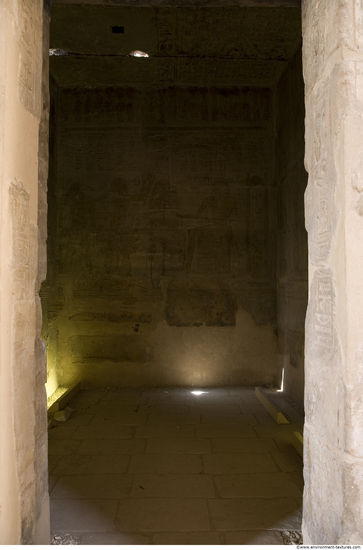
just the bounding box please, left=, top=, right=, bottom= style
left=191, top=390, right=208, bottom=396
left=49, top=49, right=69, bottom=56
left=130, top=50, right=149, bottom=57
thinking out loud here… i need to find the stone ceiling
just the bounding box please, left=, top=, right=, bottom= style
left=49, top=3, right=302, bottom=87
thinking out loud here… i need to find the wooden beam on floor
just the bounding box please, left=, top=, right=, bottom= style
left=48, top=380, right=82, bottom=413
left=292, top=431, right=303, bottom=457
left=255, top=387, right=290, bottom=424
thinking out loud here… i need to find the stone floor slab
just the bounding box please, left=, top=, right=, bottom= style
left=225, top=530, right=284, bottom=544
left=146, top=396, right=196, bottom=407
left=254, top=411, right=278, bottom=425
left=135, top=424, right=194, bottom=438
left=51, top=474, right=133, bottom=499
left=48, top=425, right=77, bottom=440
left=203, top=452, right=278, bottom=474
left=98, top=394, right=147, bottom=405
left=209, top=498, right=302, bottom=530
left=147, top=413, right=201, bottom=425
left=138, top=404, right=190, bottom=415
left=69, top=390, right=108, bottom=406
left=60, top=412, right=94, bottom=426
left=48, top=440, right=82, bottom=456
left=129, top=453, right=202, bottom=474
left=48, top=455, right=61, bottom=469
left=201, top=413, right=257, bottom=425
left=50, top=499, right=118, bottom=531
left=227, top=387, right=255, bottom=397
left=271, top=450, right=303, bottom=472
left=72, top=425, right=134, bottom=439
left=77, top=438, right=145, bottom=455
left=89, top=411, right=147, bottom=426
left=115, top=498, right=211, bottom=532
left=214, top=472, right=302, bottom=498
left=153, top=531, right=222, bottom=544
left=80, top=533, right=149, bottom=545
left=196, top=424, right=256, bottom=438
left=49, top=388, right=303, bottom=542
left=211, top=437, right=279, bottom=453
left=253, top=424, right=301, bottom=438
left=191, top=404, right=242, bottom=415
left=51, top=454, right=130, bottom=475
left=146, top=437, right=211, bottom=454
left=49, top=475, right=58, bottom=493
left=131, top=473, right=215, bottom=498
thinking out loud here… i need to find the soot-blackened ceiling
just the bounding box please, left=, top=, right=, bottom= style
left=49, top=3, right=302, bottom=87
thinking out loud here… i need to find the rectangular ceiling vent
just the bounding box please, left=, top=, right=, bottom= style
left=111, top=26, right=124, bottom=34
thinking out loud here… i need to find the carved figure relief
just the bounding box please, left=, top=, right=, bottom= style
left=51, top=85, right=277, bottom=366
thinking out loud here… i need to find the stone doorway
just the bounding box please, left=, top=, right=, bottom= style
left=2, top=0, right=363, bottom=545
left=43, top=0, right=307, bottom=542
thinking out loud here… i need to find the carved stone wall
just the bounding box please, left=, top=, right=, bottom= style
left=302, top=0, right=363, bottom=543
left=276, top=46, right=308, bottom=408
left=42, top=83, right=280, bottom=387
left=0, top=0, right=50, bottom=544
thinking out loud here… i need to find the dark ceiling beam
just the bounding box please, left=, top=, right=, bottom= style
left=51, top=1, right=301, bottom=7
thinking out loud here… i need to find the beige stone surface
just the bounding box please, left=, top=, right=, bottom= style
left=302, top=0, right=363, bottom=543
left=0, top=0, right=50, bottom=543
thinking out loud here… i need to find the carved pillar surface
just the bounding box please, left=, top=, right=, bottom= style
left=0, top=0, right=49, bottom=544
left=302, top=0, right=363, bottom=543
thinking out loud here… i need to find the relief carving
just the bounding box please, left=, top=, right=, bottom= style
left=9, top=182, right=34, bottom=300
left=310, top=267, right=334, bottom=352
left=18, top=0, right=42, bottom=118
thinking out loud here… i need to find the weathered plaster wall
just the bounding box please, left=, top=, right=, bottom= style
left=0, top=0, right=50, bottom=544
left=42, top=84, right=280, bottom=388
left=302, top=0, right=363, bottom=543
left=276, top=46, right=308, bottom=408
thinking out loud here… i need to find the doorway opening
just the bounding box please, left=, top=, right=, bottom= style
left=42, top=2, right=307, bottom=543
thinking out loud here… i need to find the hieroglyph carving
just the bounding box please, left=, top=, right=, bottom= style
left=18, top=0, right=41, bottom=118
left=312, top=268, right=334, bottom=351
left=9, top=182, right=35, bottom=300
left=306, top=82, right=336, bottom=266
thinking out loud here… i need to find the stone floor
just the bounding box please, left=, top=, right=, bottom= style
left=48, top=387, right=303, bottom=545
